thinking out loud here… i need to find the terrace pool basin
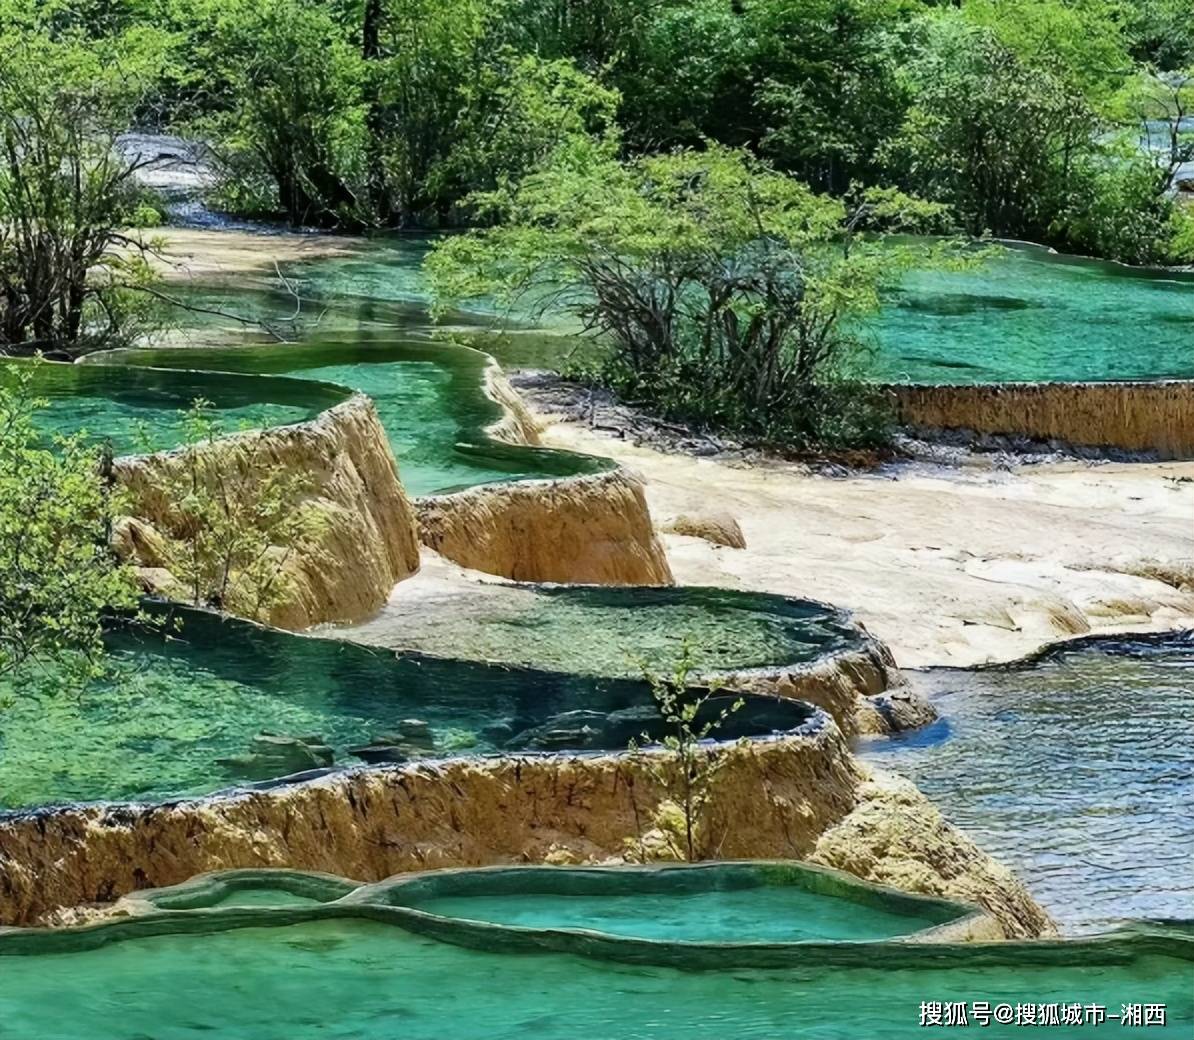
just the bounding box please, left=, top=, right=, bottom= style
left=89, top=336, right=608, bottom=495
left=2, top=359, right=347, bottom=455
left=0, top=603, right=828, bottom=810
left=369, top=862, right=972, bottom=943
left=0, top=862, right=1189, bottom=1040
left=341, top=584, right=861, bottom=678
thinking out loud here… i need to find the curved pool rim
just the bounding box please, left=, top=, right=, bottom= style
left=2, top=862, right=1190, bottom=974
left=0, top=597, right=878, bottom=816
left=83, top=337, right=615, bottom=495
left=0, top=695, right=830, bottom=821
left=1, top=355, right=355, bottom=449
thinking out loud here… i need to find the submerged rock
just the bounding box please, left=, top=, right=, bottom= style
left=479, top=719, right=516, bottom=744
left=601, top=705, right=665, bottom=746
left=506, top=710, right=608, bottom=751
left=217, top=733, right=335, bottom=781
left=438, top=729, right=479, bottom=751
left=395, top=719, right=435, bottom=748
left=348, top=743, right=409, bottom=766
left=351, top=720, right=446, bottom=764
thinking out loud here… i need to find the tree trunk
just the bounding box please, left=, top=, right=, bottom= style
left=362, top=0, right=391, bottom=223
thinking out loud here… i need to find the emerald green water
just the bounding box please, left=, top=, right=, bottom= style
left=1, top=918, right=1189, bottom=1038
left=92, top=337, right=607, bottom=495
left=55, top=237, right=1190, bottom=493
left=867, top=244, right=1194, bottom=384
left=264, top=237, right=1194, bottom=384
left=203, top=889, right=324, bottom=908
left=406, top=887, right=939, bottom=942
left=344, top=585, right=857, bottom=677
left=0, top=601, right=823, bottom=809
left=4, top=361, right=343, bottom=455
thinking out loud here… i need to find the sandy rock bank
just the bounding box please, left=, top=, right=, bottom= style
left=522, top=396, right=1194, bottom=667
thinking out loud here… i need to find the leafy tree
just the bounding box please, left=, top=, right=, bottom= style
left=748, top=0, right=914, bottom=193
left=196, top=0, right=617, bottom=227
left=505, top=0, right=650, bottom=68
left=1125, top=0, right=1194, bottom=72
left=962, top=0, right=1134, bottom=105
left=884, top=15, right=1099, bottom=243
left=624, top=641, right=743, bottom=863
left=887, top=12, right=1193, bottom=262
left=610, top=0, right=751, bottom=153
left=430, top=145, right=951, bottom=448
left=0, top=25, right=165, bottom=355
left=365, top=2, right=617, bottom=224
left=140, top=400, right=327, bottom=622
left=0, top=364, right=143, bottom=691
left=201, top=0, right=366, bottom=225
left=439, top=55, right=621, bottom=211
left=360, top=0, right=496, bottom=223
left=600, top=0, right=914, bottom=190
left=1060, top=143, right=1185, bottom=263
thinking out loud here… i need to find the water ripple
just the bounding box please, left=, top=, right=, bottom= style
left=859, top=639, right=1194, bottom=933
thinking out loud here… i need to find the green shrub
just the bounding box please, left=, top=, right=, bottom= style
left=431, top=146, right=954, bottom=451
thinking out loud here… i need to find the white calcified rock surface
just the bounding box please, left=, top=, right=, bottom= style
left=525, top=401, right=1194, bottom=667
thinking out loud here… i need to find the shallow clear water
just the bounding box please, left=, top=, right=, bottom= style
left=866, top=244, right=1194, bottom=384
left=1, top=918, right=1189, bottom=1039
left=97, top=336, right=607, bottom=495
left=72, top=237, right=1192, bottom=490
left=344, top=585, right=856, bottom=676
left=407, top=886, right=939, bottom=942
left=199, top=888, right=325, bottom=909
left=269, top=237, right=1194, bottom=385
left=255, top=238, right=1194, bottom=385
left=4, top=362, right=340, bottom=455
left=0, top=600, right=823, bottom=809
left=859, top=640, right=1194, bottom=933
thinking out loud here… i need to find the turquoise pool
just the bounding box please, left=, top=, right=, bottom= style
left=0, top=914, right=1188, bottom=1039
left=0, top=601, right=829, bottom=809
left=272, top=237, right=1194, bottom=384
left=2, top=360, right=346, bottom=455
left=867, top=244, right=1194, bottom=384
left=92, top=336, right=608, bottom=495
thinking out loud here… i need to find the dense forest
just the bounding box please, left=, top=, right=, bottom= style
left=2, top=0, right=1189, bottom=253
left=0, top=0, right=1190, bottom=445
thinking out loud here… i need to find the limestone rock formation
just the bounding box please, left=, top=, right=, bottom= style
left=0, top=717, right=1046, bottom=938
left=113, top=395, right=421, bottom=629
left=891, top=380, right=1194, bottom=458
left=484, top=363, right=543, bottom=446
left=812, top=770, right=1056, bottom=939
left=416, top=469, right=674, bottom=586
left=715, top=637, right=935, bottom=737
left=661, top=510, right=747, bottom=549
